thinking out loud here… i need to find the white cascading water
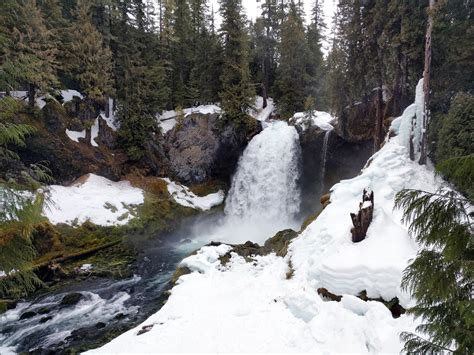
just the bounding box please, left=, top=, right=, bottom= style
left=190, top=120, right=302, bottom=245
left=225, top=121, right=301, bottom=222
left=319, top=128, right=332, bottom=193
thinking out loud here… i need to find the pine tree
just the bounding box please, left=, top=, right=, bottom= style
left=275, top=1, right=308, bottom=117
left=170, top=0, right=193, bottom=107
left=305, top=0, right=327, bottom=110
left=218, top=0, right=254, bottom=123
left=395, top=188, right=473, bottom=353
left=66, top=0, right=114, bottom=107
left=0, top=0, right=58, bottom=107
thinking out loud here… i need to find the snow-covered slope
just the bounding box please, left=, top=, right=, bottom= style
left=43, top=174, right=144, bottom=226
left=87, top=86, right=444, bottom=353
left=42, top=174, right=225, bottom=226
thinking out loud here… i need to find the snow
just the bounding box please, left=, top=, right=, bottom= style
left=249, top=96, right=275, bottom=122
left=398, top=78, right=425, bottom=159
left=157, top=104, right=222, bottom=134
left=80, top=263, right=93, bottom=271
left=163, top=178, right=225, bottom=211
left=43, top=174, right=144, bottom=226
left=65, top=129, right=86, bottom=143
left=290, top=110, right=335, bottom=131
left=60, top=89, right=83, bottom=102
left=9, top=89, right=83, bottom=109
left=90, top=117, right=99, bottom=147
left=87, top=86, right=445, bottom=353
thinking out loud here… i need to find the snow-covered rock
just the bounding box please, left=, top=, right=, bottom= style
left=291, top=110, right=335, bottom=131
left=43, top=174, right=144, bottom=226
left=158, top=104, right=222, bottom=134
left=163, top=178, right=224, bottom=211
left=65, top=129, right=86, bottom=143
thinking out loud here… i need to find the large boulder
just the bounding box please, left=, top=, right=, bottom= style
left=164, top=113, right=261, bottom=184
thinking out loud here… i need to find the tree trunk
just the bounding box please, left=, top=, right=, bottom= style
left=27, top=84, right=36, bottom=108
left=261, top=83, right=268, bottom=109
left=350, top=189, right=374, bottom=243
left=419, top=0, right=435, bottom=165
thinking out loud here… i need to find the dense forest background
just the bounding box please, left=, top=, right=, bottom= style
left=0, top=1, right=472, bottom=189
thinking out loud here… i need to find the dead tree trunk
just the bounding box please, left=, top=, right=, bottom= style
left=419, top=0, right=435, bottom=165
left=350, top=189, right=374, bottom=243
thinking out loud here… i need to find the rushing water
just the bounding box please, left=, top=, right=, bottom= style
left=319, top=129, right=332, bottom=194
left=225, top=121, right=301, bottom=220
left=0, top=120, right=303, bottom=354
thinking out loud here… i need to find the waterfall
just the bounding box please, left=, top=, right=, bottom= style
left=319, top=129, right=332, bottom=193
left=225, top=121, right=301, bottom=223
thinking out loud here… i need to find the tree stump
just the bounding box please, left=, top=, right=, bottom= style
left=350, top=189, right=374, bottom=243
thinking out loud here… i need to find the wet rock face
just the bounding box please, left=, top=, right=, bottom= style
left=164, top=113, right=261, bottom=184
left=336, top=90, right=383, bottom=143
left=294, top=125, right=373, bottom=217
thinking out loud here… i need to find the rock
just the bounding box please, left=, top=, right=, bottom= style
left=60, top=292, right=83, bottom=307
left=317, top=288, right=342, bottom=302
left=320, top=193, right=331, bottom=208
left=335, top=89, right=383, bottom=143
left=37, top=307, right=50, bottom=315
left=293, top=123, right=373, bottom=215
left=165, top=113, right=261, bottom=184
left=95, top=322, right=106, bottom=329
left=263, top=229, right=298, bottom=257
left=39, top=316, right=53, bottom=323
left=114, top=313, right=126, bottom=320
left=137, top=324, right=154, bottom=336
left=96, top=116, right=117, bottom=149
left=19, top=311, right=37, bottom=320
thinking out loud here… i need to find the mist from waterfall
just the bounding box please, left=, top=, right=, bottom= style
left=190, top=120, right=302, bottom=245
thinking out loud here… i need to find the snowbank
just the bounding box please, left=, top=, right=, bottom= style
left=87, top=246, right=417, bottom=353
left=43, top=174, right=144, bottom=226
left=65, top=129, right=86, bottom=143
left=291, top=110, right=335, bottom=131
left=163, top=178, right=224, bottom=211
left=158, top=104, right=222, bottom=133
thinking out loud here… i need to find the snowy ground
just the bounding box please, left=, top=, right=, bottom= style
left=42, top=174, right=224, bottom=226
left=87, top=90, right=445, bottom=352
left=43, top=174, right=144, bottom=226
left=291, top=110, right=335, bottom=131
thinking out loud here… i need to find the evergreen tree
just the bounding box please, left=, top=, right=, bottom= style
left=0, top=0, right=58, bottom=107
left=171, top=0, right=193, bottom=106
left=218, top=0, right=254, bottom=123
left=66, top=0, right=114, bottom=107
left=395, top=188, right=473, bottom=353
left=275, top=1, right=308, bottom=117
left=305, top=0, right=327, bottom=110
